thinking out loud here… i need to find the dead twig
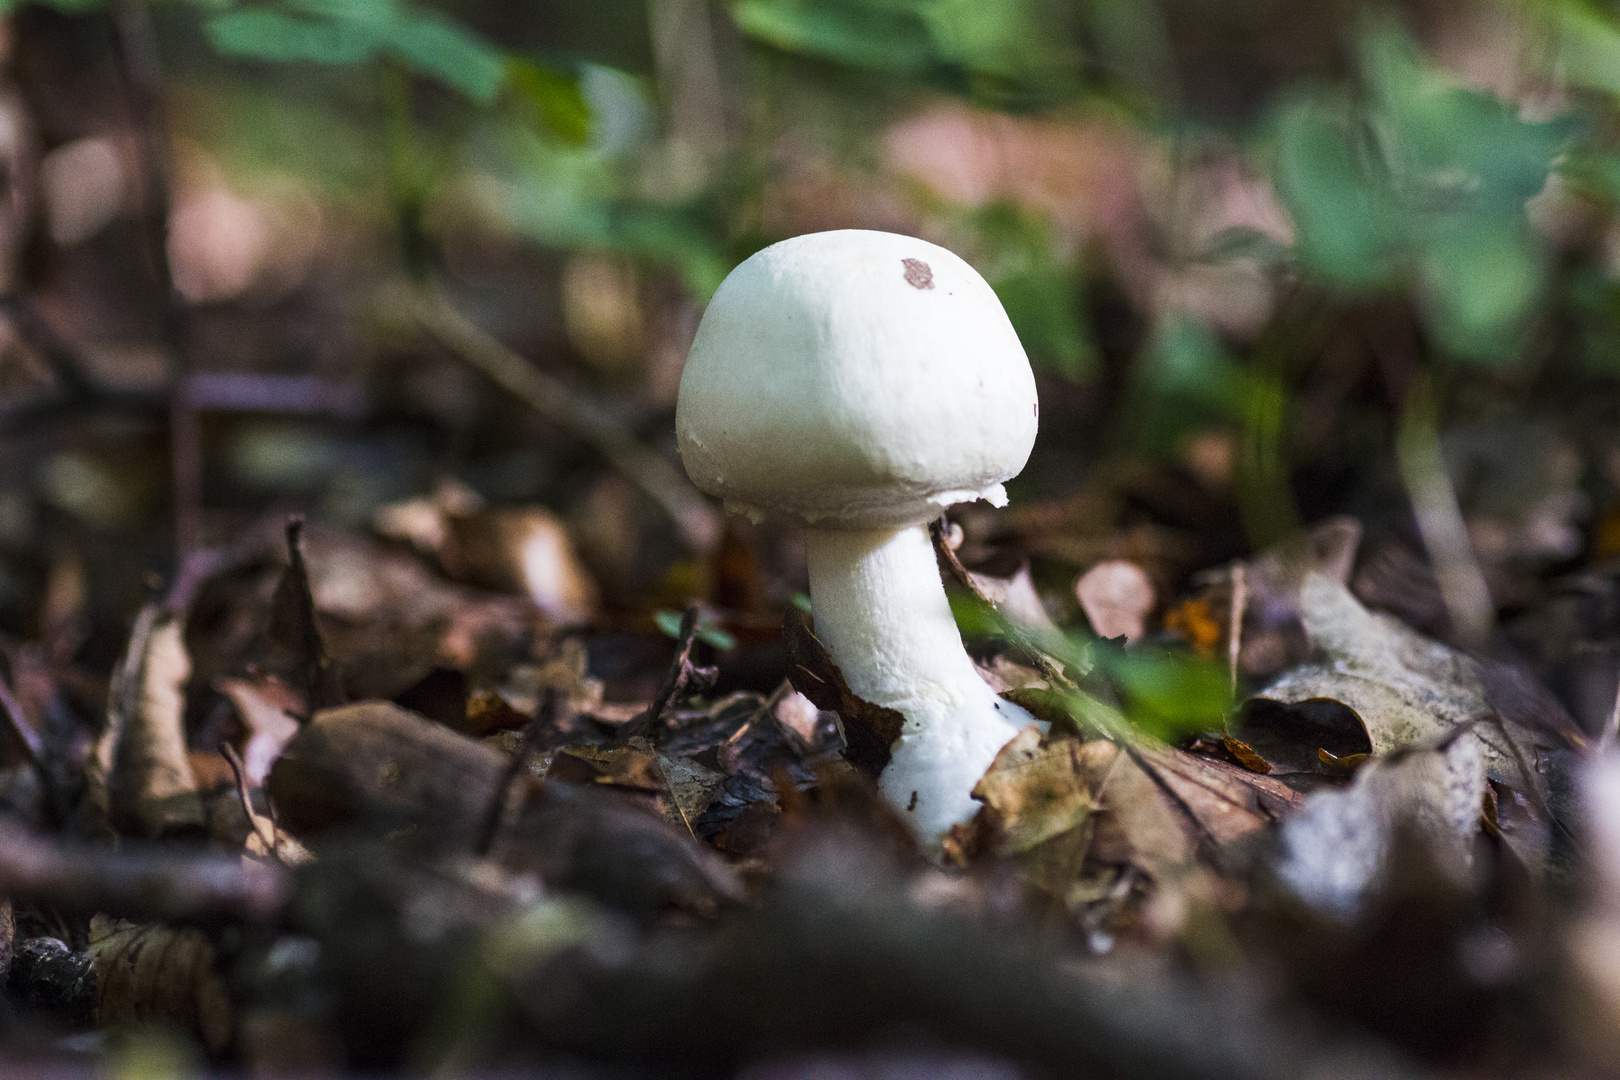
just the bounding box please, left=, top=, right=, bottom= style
left=0, top=819, right=290, bottom=925
left=1603, top=668, right=1620, bottom=755
left=929, top=515, right=1084, bottom=697
left=475, top=688, right=560, bottom=857
left=404, top=283, right=721, bottom=553
left=1396, top=375, right=1493, bottom=650
left=619, top=605, right=713, bottom=744
left=0, top=662, right=41, bottom=769
left=220, top=741, right=278, bottom=854
left=110, top=0, right=203, bottom=559
left=1228, top=561, right=1246, bottom=698
left=0, top=293, right=98, bottom=401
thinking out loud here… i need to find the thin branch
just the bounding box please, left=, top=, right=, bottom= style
left=1396, top=376, right=1493, bottom=650
left=1228, top=561, right=1246, bottom=699
left=403, top=283, right=721, bottom=553
left=0, top=818, right=290, bottom=925
left=110, top=0, right=201, bottom=559
left=475, top=687, right=559, bottom=858
left=619, top=605, right=706, bottom=743
left=220, top=741, right=277, bottom=853
left=930, top=515, right=1084, bottom=696
left=184, top=373, right=368, bottom=417
left=1603, top=668, right=1620, bottom=755
left=0, top=293, right=98, bottom=399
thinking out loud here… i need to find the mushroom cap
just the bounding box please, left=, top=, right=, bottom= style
left=676, top=230, right=1038, bottom=529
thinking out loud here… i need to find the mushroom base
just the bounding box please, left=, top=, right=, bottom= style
left=804, top=523, right=1036, bottom=846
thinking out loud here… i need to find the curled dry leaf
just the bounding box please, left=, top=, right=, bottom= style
left=266, top=518, right=341, bottom=712
left=87, top=605, right=202, bottom=839
left=291, top=525, right=536, bottom=701
left=88, top=914, right=232, bottom=1052
left=1254, top=573, right=1574, bottom=807
left=1075, top=560, right=1155, bottom=643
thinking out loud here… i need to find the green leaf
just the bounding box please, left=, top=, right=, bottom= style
left=653, top=609, right=736, bottom=651
left=1554, top=2, right=1620, bottom=96
left=1420, top=223, right=1542, bottom=365
left=0, top=0, right=105, bottom=14
left=729, top=0, right=936, bottom=72
left=992, top=266, right=1094, bottom=380
left=381, top=7, right=507, bottom=103
left=208, top=1, right=508, bottom=103
left=1273, top=98, right=1397, bottom=286
left=1104, top=650, right=1230, bottom=740
left=206, top=9, right=379, bottom=65
left=507, top=59, right=592, bottom=146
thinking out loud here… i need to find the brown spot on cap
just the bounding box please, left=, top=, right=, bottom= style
left=901, top=258, right=934, bottom=290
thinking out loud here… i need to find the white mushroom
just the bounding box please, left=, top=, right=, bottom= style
left=675, top=229, right=1040, bottom=846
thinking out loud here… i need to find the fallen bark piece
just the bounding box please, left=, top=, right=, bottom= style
left=266, top=698, right=741, bottom=915
left=7, top=935, right=94, bottom=1021
left=267, top=700, right=506, bottom=846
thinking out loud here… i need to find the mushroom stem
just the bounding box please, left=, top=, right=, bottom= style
left=805, top=523, right=1035, bottom=844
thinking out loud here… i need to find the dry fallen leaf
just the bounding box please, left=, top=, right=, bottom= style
left=1271, top=729, right=1485, bottom=919
left=444, top=507, right=600, bottom=625
left=376, top=482, right=599, bottom=624
left=216, top=674, right=303, bottom=786
left=1256, top=573, right=1554, bottom=801
left=89, top=915, right=232, bottom=1052
left=266, top=518, right=342, bottom=712
left=1075, top=560, right=1155, bottom=643
left=968, top=726, right=1109, bottom=856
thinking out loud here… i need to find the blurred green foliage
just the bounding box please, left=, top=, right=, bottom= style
left=1274, top=22, right=1575, bottom=364
left=728, top=0, right=1082, bottom=106
left=12, top=0, right=1620, bottom=726
left=9, top=0, right=1620, bottom=754
left=206, top=0, right=508, bottom=102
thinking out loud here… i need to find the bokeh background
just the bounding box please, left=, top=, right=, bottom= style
left=1, top=0, right=1617, bottom=712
